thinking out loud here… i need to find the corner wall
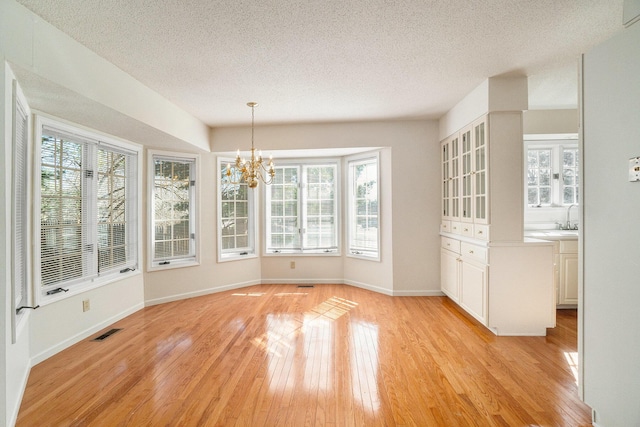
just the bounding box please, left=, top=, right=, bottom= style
left=582, top=19, right=640, bottom=426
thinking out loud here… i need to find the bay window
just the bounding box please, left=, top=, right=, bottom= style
left=36, top=117, right=140, bottom=300
left=347, top=155, right=380, bottom=259
left=218, top=158, right=256, bottom=260
left=265, top=162, right=338, bottom=254
left=149, top=151, right=198, bottom=269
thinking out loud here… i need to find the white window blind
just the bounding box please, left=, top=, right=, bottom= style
left=151, top=154, right=197, bottom=266
left=38, top=122, right=138, bottom=293
left=12, top=83, right=29, bottom=310
left=348, top=156, right=379, bottom=259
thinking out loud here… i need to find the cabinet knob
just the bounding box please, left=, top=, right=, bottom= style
left=478, top=230, right=483, bottom=234
left=469, top=250, right=474, bottom=254
left=464, top=228, right=469, bottom=232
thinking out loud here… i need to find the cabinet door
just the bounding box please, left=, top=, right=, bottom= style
left=473, top=118, right=489, bottom=224
left=559, top=253, right=578, bottom=305
left=441, top=248, right=460, bottom=301
left=460, top=126, right=473, bottom=223
left=442, top=135, right=461, bottom=221
left=441, top=139, right=451, bottom=219
left=461, top=260, right=488, bottom=325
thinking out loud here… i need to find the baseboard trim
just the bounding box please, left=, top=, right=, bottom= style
left=31, top=302, right=144, bottom=366
left=392, top=289, right=446, bottom=296
left=144, top=280, right=261, bottom=306
left=343, top=279, right=394, bottom=296
left=260, top=278, right=344, bottom=285
left=145, top=279, right=444, bottom=305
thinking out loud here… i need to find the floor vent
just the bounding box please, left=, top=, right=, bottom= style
left=297, top=285, right=314, bottom=288
left=92, top=328, right=122, bottom=342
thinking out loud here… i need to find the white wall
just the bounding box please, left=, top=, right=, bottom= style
left=2, top=60, right=33, bottom=427
left=582, top=19, right=640, bottom=426
left=523, top=109, right=578, bottom=135
left=211, top=121, right=441, bottom=296
left=143, top=148, right=263, bottom=305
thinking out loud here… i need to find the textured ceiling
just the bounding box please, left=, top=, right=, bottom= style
left=16, top=0, right=624, bottom=126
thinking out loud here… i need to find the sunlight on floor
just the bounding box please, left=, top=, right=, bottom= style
left=564, top=351, right=579, bottom=385
left=232, top=292, right=266, bottom=297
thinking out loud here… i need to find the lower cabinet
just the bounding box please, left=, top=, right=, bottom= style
left=441, top=248, right=460, bottom=302
left=440, top=235, right=555, bottom=336
left=559, top=253, right=579, bottom=305
left=460, top=259, right=488, bottom=325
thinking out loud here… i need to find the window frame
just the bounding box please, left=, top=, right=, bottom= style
left=346, top=152, right=381, bottom=261
left=34, top=115, right=142, bottom=305
left=525, top=137, right=579, bottom=209
left=147, top=149, right=200, bottom=271
left=217, top=156, right=257, bottom=262
left=263, top=158, right=341, bottom=256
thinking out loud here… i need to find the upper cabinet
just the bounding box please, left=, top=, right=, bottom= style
left=441, top=112, right=524, bottom=242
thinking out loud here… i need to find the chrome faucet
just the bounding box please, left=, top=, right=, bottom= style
left=565, top=204, right=577, bottom=230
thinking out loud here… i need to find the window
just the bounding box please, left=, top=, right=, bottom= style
left=265, top=162, right=338, bottom=254
left=526, top=139, right=579, bottom=207
left=218, top=158, right=255, bottom=260
left=149, top=151, right=198, bottom=269
left=12, top=79, right=31, bottom=332
left=36, top=117, right=140, bottom=300
left=347, top=155, right=379, bottom=259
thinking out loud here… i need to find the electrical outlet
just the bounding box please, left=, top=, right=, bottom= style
left=290, top=261, right=295, bottom=269
left=82, top=299, right=90, bottom=312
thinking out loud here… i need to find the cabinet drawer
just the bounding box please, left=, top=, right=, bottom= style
left=460, top=224, right=474, bottom=237
left=559, top=240, right=578, bottom=253
left=474, top=224, right=489, bottom=241
left=441, top=236, right=461, bottom=253
left=461, top=242, right=488, bottom=264
left=450, top=221, right=462, bottom=235
left=441, top=220, right=451, bottom=233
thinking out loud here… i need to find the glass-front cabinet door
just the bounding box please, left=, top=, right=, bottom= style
left=450, top=135, right=460, bottom=219
left=441, top=134, right=461, bottom=221
left=461, top=126, right=473, bottom=223
left=473, top=119, right=489, bottom=224
left=441, top=139, right=450, bottom=218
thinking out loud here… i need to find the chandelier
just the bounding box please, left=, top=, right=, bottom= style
left=225, top=102, right=275, bottom=188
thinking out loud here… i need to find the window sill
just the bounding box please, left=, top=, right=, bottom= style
left=263, top=250, right=341, bottom=257
left=147, top=259, right=200, bottom=272
left=38, top=269, right=141, bottom=307
left=218, top=253, right=258, bottom=263
left=346, top=252, right=380, bottom=262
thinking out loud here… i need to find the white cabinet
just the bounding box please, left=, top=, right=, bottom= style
left=441, top=247, right=460, bottom=302
left=460, top=256, right=488, bottom=325
left=557, top=239, right=578, bottom=306
left=440, top=111, right=556, bottom=336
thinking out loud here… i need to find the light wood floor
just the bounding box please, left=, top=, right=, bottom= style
left=18, top=284, right=592, bottom=426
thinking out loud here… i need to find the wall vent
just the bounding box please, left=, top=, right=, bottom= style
left=297, top=285, right=314, bottom=288
left=91, top=328, right=122, bottom=341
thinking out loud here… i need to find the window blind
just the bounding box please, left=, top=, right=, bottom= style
left=13, top=88, right=29, bottom=308
left=39, top=122, right=138, bottom=291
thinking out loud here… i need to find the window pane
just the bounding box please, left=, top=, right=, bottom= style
left=152, top=157, right=195, bottom=261
left=526, top=149, right=552, bottom=206
left=40, top=134, right=84, bottom=287
left=349, top=158, right=379, bottom=256
left=220, top=162, right=253, bottom=254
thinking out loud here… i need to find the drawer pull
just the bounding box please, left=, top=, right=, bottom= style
left=478, top=230, right=483, bottom=234
left=469, top=250, right=474, bottom=254
left=446, top=243, right=450, bottom=247
left=464, top=228, right=469, bottom=232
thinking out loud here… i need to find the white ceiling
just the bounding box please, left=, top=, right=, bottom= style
left=15, top=0, right=625, bottom=127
